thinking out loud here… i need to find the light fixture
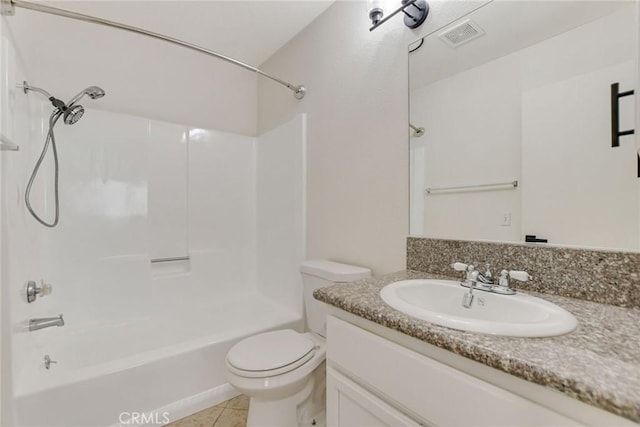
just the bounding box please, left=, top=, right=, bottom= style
left=367, top=0, right=429, bottom=32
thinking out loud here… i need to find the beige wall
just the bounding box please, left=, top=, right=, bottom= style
left=258, top=0, right=489, bottom=275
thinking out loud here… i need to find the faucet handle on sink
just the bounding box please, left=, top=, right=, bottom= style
left=509, top=271, right=532, bottom=282
left=494, top=270, right=531, bottom=295
left=451, top=262, right=468, bottom=272
left=451, top=262, right=470, bottom=281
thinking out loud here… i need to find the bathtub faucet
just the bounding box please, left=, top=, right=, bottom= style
left=29, top=314, right=64, bottom=332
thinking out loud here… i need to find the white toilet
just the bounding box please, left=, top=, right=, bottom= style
left=225, top=260, right=371, bottom=427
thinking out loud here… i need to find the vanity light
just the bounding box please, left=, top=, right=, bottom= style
left=367, top=0, right=429, bottom=31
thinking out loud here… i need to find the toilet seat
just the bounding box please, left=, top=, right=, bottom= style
left=226, top=330, right=317, bottom=378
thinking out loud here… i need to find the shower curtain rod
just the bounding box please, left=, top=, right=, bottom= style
left=1, top=0, right=306, bottom=99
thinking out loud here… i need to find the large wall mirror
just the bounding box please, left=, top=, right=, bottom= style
left=409, top=0, right=639, bottom=250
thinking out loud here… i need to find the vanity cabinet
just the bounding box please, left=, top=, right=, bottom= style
left=326, top=315, right=583, bottom=427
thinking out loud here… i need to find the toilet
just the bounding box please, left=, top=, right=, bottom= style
left=225, top=260, right=371, bottom=427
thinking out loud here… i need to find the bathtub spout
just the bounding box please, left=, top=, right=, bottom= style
left=29, top=314, right=64, bottom=332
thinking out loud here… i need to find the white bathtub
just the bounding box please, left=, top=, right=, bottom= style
left=12, top=293, right=302, bottom=427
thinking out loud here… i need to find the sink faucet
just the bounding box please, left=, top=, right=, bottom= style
left=452, top=262, right=532, bottom=307
left=453, top=262, right=493, bottom=289
left=29, top=314, right=64, bottom=332
left=453, top=263, right=482, bottom=308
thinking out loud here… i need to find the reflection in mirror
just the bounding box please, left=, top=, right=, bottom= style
left=409, top=1, right=638, bottom=250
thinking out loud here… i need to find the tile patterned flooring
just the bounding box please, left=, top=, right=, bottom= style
left=166, top=395, right=249, bottom=427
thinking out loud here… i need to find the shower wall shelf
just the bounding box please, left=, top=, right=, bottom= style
left=0, top=134, right=20, bottom=151
left=425, top=180, right=518, bottom=195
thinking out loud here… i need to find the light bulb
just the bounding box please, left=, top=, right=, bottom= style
left=367, top=0, right=384, bottom=25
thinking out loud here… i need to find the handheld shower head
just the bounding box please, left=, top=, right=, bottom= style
left=23, top=81, right=106, bottom=229
left=63, top=105, right=85, bottom=125
left=86, top=86, right=106, bottom=99
left=67, top=86, right=106, bottom=107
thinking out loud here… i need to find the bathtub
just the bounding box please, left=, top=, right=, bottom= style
left=12, top=293, right=302, bottom=427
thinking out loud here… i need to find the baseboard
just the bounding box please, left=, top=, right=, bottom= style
left=111, top=383, right=240, bottom=427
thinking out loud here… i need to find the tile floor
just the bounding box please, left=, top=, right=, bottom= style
left=166, top=395, right=249, bottom=427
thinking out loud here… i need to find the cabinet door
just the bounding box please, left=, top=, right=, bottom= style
left=327, top=367, right=423, bottom=427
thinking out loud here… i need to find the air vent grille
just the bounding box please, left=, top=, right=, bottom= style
left=438, top=19, right=485, bottom=48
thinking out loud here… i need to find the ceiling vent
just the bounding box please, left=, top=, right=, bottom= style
left=438, top=19, right=485, bottom=48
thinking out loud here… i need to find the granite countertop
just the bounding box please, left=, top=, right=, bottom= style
left=314, top=270, right=640, bottom=423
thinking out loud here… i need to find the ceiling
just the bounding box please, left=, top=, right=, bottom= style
left=4, top=1, right=334, bottom=133
left=409, top=1, right=632, bottom=91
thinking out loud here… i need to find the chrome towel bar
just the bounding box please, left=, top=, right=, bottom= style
left=150, top=256, right=190, bottom=264
left=426, top=180, right=518, bottom=195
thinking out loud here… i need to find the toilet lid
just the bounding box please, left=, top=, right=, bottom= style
left=227, top=330, right=315, bottom=374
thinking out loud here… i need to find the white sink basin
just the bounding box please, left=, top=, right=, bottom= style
left=380, top=279, right=578, bottom=337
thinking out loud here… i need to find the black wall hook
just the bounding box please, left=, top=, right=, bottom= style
left=610, top=82, right=638, bottom=177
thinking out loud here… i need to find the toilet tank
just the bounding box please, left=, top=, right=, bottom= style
left=300, top=260, right=371, bottom=337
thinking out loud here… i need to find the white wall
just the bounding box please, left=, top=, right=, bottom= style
left=256, top=114, right=306, bottom=316
left=258, top=0, right=490, bottom=275
left=1, top=17, right=6, bottom=426
left=1, top=24, right=49, bottom=426
left=637, top=1, right=640, bottom=249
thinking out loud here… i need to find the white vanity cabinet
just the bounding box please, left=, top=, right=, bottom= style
left=326, top=315, right=584, bottom=427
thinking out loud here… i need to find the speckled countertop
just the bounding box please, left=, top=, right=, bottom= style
left=314, top=270, right=640, bottom=423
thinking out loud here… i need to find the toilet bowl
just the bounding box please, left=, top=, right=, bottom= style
left=224, top=260, right=371, bottom=427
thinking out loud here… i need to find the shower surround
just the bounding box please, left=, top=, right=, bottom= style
left=1, top=30, right=306, bottom=426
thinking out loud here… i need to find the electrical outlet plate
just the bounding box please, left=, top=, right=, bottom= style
left=1, top=0, right=15, bottom=16
left=501, top=212, right=512, bottom=227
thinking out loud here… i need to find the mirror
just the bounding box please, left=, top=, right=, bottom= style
left=409, top=1, right=639, bottom=250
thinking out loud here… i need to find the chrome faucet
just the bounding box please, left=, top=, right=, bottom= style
left=29, top=314, right=64, bottom=332
left=452, top=262, right=532, bottom=307
left=452, top=263, right=483, bottom=308
left=481, top=263, right=493, bottom=284
left=453, top=262, right=493, bottom=290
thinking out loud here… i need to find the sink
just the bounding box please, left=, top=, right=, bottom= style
left=380, top=279, right=578, bottom=337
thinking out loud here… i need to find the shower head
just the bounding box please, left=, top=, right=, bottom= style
left=19, top=81, right=105, bottom=123
left=63, top=104, right=85, bottom=125
left=67, top=86, right=106, bottom=107
left=63, top=86, right=104, bottom=125
left=19, top=81, right=105, bottom=125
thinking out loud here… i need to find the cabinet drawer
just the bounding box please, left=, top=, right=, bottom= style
left=327, top=315, right=582, bottom=427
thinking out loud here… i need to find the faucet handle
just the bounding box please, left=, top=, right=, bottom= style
left=26, top=280, right=53, bottom=303
left=494, top=270, right=516, bottom=294
left=451, top=262, right=467, bottom=272
left=509, top=271, right=532, bottom=282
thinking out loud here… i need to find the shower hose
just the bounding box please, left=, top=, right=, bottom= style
left=25, top=110, right=62, bottom=228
